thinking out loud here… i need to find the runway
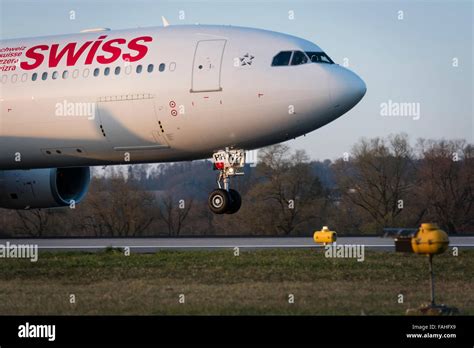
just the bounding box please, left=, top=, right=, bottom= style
left=0, top=236, right=473, bottom=252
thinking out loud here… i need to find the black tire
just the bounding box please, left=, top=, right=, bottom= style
left=226, top=189, right=242, bottom=214
left=208, top=189, right=230, bottom=214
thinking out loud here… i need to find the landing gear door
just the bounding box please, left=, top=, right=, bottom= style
left=191, top=40, right=226, bottom=93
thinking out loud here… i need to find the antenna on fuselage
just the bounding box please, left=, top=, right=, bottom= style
left=161, top=16, right=170, bottom=27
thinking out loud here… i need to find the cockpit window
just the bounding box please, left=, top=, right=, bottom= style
left=272, top=51, right=334, bottom=66
left=291, top=51, right=308, bottom=65
left=306, top=52, right=334, bottom=64
left=271, top=51, right=292, bottom=66
left=272, top=50, right=335, bottom=66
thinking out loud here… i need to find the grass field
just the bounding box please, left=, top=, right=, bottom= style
left=0, top=249, right=472, bottom=315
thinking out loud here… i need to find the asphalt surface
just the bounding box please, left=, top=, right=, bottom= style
left=0, top=236, right=473, bottom=252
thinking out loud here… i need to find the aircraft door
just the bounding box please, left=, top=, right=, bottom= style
left=191, top=40, right=226, bottom=93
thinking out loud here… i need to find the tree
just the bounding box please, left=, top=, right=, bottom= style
left=84, top=177, right=155, bottom=236
left=333, top=134, right=415, bottom=233
left=241, top=144, right=325, bottom=235
left=415, top=139, right=473, bottom=234
left=15, top=209, right=52, bottom=237
left=156, top=194, right=193, bottom=236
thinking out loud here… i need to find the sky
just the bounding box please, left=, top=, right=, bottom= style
left=0, top=0, right=472, bottom=161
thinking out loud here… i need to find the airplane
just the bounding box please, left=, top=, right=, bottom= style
left=0, top=24, right=366, bottom=215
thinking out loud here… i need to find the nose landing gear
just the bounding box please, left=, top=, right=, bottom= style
left=208, top=148, right=245, bottom=214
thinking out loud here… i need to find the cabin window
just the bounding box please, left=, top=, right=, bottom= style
left=83, top=69, right=90, bottom=78
left=115, top=66, right=121, bottom=75
left=271, top=51, right=292, bottom=66
left=104, top=67, right=110, bottom=76
left=136, top=65, right=143, bottom=73
left=62, top=70, right=69, bottom=79
left=52, top=71, right=59, bottom=80
left=31, top=73, right=38, bottom=81
left=93, top=68, right=100, bottom=77
left=42, top=72, right=48, bottom=80
left=159, top=63, right=165, bottom=72
left=11, top=74, right=18, bottom=83
left=147, top=64, right=154, bottom=73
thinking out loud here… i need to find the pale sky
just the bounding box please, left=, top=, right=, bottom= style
left=1, top=0, right=472, bottom=160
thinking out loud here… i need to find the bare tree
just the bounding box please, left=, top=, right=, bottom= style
left=156, top=194, right=193, bottom=236
left=415, top=139, right=473, bottom=233
left=333, top=134, right=415, bottom=232
left=15, top=209, right=52, bottom=237
left=85, top=178, right=155, bottom=236
left=241, top=144, right=324, bottom=235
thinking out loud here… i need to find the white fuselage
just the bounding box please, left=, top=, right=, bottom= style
left=0, top=25, right=366, bottom=170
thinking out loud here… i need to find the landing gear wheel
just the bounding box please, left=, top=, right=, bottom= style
left=226, top=189, right=242, bottom=214
left=208, top=189, right=230, bottom=214
left=209, top=148, right=246, bottom=215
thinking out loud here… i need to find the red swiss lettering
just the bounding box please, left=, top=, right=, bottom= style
left=20, top=45, right=48, bottom=70
left=123, top=36, right=153, bottom=62
left=19, top=35, right=153, bottom=70
left=49, top=41, right=93, bottom=67
left=97, top=38, right=126, bottom=64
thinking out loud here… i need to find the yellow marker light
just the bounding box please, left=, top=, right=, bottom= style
left=313, top=226, right=337, bottom=245
left=411, top=223, right=449, bottom=255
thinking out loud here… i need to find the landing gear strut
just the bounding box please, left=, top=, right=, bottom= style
left=208, top=148, right=245, bottom=214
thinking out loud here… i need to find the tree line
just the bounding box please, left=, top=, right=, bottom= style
left=0, top=134, right=472, bottom=237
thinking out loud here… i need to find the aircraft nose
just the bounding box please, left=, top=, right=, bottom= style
left=329, top=66, right=366, bottom=112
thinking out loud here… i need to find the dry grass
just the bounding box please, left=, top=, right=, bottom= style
left=0, top=249, right=472, bottom=315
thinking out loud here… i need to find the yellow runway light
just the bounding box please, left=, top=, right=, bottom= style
left=405, top=223, right=457, bottom=315
left=313, top=226, right=337, bottom=245
left=411, top=223, right=449, bottom=255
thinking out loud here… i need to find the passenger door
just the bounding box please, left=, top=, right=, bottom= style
left=191, top=40, right=226, bottom=93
